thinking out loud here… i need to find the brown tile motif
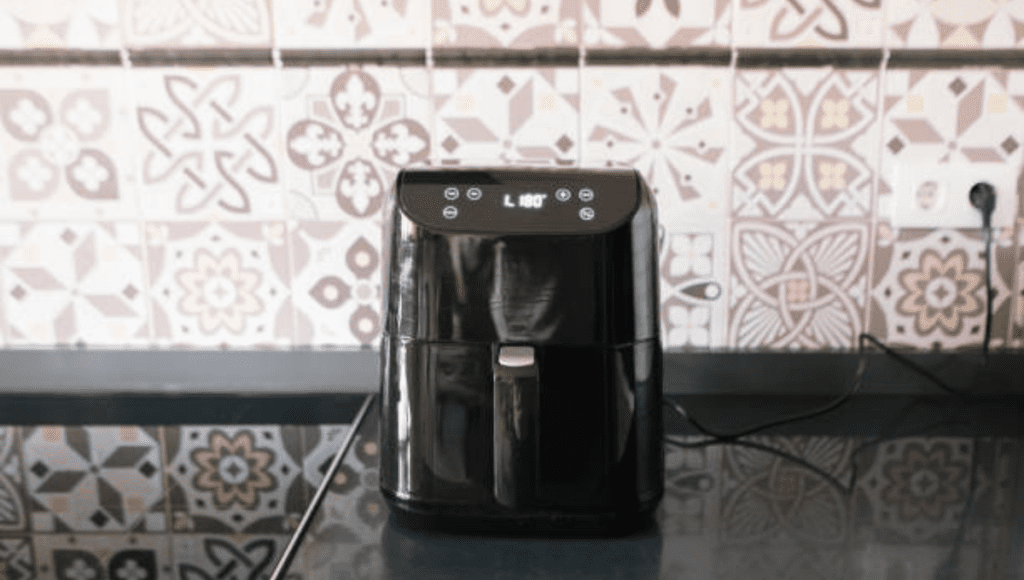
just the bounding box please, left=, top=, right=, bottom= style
left=281, top=67, right=431, bottom=221
left=855, top=437, right=974, bottom=544
left=22, top=427, right=165, bottom=533
left=728, top=221, right=870, bottom=349
left=733, top=0, right=883, bottom=47
left=0, top=222, right=148, bottom=346
left=0, top=1, right=119, bottom=48
left=886, top=0, right=1024, bottom=48
left=719, top=436, right=853, bottom=543
left=0, top=427, right=26, bottom=532
left=433, top=68, right=579, bottom=165
left=164, top=426, right=305, bottom=534
left=0, top=537, right=33, bottom=580
left=660, top=230, right=726, bottom=348
left=274, top=0, right=430, bottom=49
left=133, top=69, right=284, bottom=220
left=33, top=534, right=171, bottom=580
left=581, top=0, right=731, bottom=47
left=582, top=66, right=730, bottom=226
left=869, top=227, right=1015, bottom=350
left=170, top=535, right=285, bottom=580
left=432, top=0, right=579, bottom=48
left=145, top=222, right=292, bottom=347
left=121, top=0, right=272, bottom=47
left=0, top=68, right=134, bottom=220
left=290, top=222, right=382, bottom=347
left=732, top=69, right=879, bottom=221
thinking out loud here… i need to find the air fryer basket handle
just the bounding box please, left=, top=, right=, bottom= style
left=493, top=347, right=538, bottom=509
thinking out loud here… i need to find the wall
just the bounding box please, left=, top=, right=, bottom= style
left=0, top=0, right=1022, bottom=352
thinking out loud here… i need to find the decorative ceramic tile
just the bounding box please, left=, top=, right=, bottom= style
left=22, top=426, right=165, bottom=533
left=582, top=0, right=731, bottom=47
left=659, top=438, right=721, bottom=536
left=732, top=69, right=880, bottom=221
left=274, top=0, right=430, bottom=48
left=164, top=425, right=304, bottom=534
left=1, top=427, right=26, bottom=532
left=659, top=229, right=728, bottom=348
left=132, top=68, right=285, bottom=221
left=432, top=0, right=579, bottom=48
left=0, top=68, right=135, bottom=220
left=854, top=437, right=974, bottom=544
left=300, top=412, right=383, bottom=580
left=582, top=66, right=731, bottom=226
left=170, top=535, right=290, bottom=580
left=719, top=436, right=854, bottom=543
left=145, top=222, right=292, bottom=348
left=32, top=534, right=171, bottom=580
left=879, top=69, right=1024, bottom=221
left=120, top=0, right=272, bottom=47
left=0, top=1, right=119, bottom=48
left=0, top=536, right=34, bottom=580
left=280, top=66, right=431, bottom=221
left=733, top=0, right=884, bottom=47
left=433, top=67, right=579, bottom=165
left=886, top=0, right=1024, bottom=48
left=728, top=220, right=871, bottom=350
left=0, top=222, right=149, bottom=346
left=869, top=227, right=1015, bottom=350
left=290, top=222, right=382, bottom=347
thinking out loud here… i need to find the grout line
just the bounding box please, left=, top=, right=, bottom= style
left=721, top=45, right=739, bottom=348
left=862, top=47, right=891, bottom=342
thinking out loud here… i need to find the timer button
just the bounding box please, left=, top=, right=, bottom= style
left=466, top=187, right=482, bottom=200
left=444, top=187, right=459, bottom=200
left=578, top=188, right=594, bottom=202
left=555, top=188, right=572, bottom=202
left=443, top=205, right=458, bottom=219
left=579, top=207, right=595, bottom=221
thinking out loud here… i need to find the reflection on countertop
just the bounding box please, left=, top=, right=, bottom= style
left=1, top=395, right=1022, bottom=580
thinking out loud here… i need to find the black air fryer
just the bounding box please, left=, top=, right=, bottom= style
left=379, top=167, right=662, bottom=533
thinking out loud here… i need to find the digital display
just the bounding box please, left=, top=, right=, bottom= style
left=504, top=193, right=548, bottom=209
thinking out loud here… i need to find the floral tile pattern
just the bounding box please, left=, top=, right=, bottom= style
left=0, top=68, right=134, bottom=220
left=886, top=0, right=1024, bottom=48
left=659, top=229, right=727, bottom=348
left=274, top=0, right=430, bottom=48
left=432, top=0, right=579, bottom=48
left=854, top=437, right=975, bottom=544
left=582, top=0, right=731, bottom=47
left=170, top=535, right=286, bottom=580
left=32, top=534, right=171, bottom=580
left=0, top=1, right=119, bottom=48
left=0, top=536, right=34, bottom=580
left=869, top=227, right=1015, bottom=350
left=732, top=68, right=880, bottom=221
left=22, top=426, right=165, bottom=533
left=0, top=222, right=149, bottom=346
left=728, top=220, right=871, bottom=350
left=719, top=436, right=854, bottom=544
left=289, top=222, right=382, bottom=347
left=120, top=0, right=272, bottom=47
left=733, top=0, right=884, bottom=47
left=164, top=426, right=305, bottom=534
left=582, top=66, right=731, bottom=226
left=879, top=69, right=1024, bottom=220
left=280, top=66, right=431, bottom=221
left=132, top=69, right=285, bottom=221
left=145, top=222, right=292, bottom=348
left=1, top=427, right=26, bottom=532
left=433, top=67, right=579, bottom=165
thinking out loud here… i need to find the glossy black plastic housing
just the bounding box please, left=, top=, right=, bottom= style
left=380, top=167, right=663, bottom=533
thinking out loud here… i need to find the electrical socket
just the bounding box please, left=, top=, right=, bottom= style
left=891, top=160, right=1019, bottom=229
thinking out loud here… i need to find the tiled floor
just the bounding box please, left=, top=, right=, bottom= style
left=0, top=408, right=1021, bottom=580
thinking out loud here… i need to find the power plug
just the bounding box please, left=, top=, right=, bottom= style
left=969, top=181, right=996, bottom=228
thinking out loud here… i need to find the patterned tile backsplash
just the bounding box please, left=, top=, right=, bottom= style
left=0, top=0, right=1023, bottom=352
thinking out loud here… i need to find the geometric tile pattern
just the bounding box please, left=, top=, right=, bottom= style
left=22, top=427, right=165, bottom=533
left=120, top=0, right=272, bottom=48
left=886, top=0, right=1024, bottom=48
left=274, top=0, right=430, bottom=49
left=0, top=2, right=119, bottom=48
left=170, top=534, right=283, bottom=580
left=660, top=230, right=727, bottom=348
left=432, top=0, right=579, bottom=48
left=33, top=534, right=172, bottom=580
left=0, top=427, right=26, bottom=532
left=582, top=0, right=732, bottom=47
left=0, top=537, right=33, bottom=580
left=734, top=0, right=884, bottom=47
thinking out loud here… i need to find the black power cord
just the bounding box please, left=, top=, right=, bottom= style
left=969, top=181, right=997, bottom=367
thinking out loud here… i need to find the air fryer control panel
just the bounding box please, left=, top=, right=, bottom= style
left=397, top=169, right=640, bottom=234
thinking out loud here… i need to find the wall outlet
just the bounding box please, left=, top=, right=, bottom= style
left=892, top=160, right=1020, bottom=228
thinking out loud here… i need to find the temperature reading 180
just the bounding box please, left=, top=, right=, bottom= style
left=503, top=192, right=548, bottom=210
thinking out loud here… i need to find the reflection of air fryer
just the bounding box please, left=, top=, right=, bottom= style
left=380, top=168, right=662, bottom=533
